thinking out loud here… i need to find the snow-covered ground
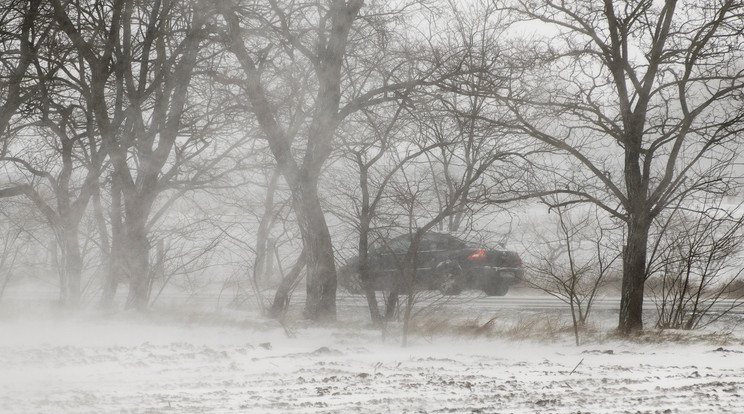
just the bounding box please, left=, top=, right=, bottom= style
left=1, top=291, right=743, bottom=413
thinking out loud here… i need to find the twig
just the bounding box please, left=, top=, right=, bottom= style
left=569, top=358, right=584, bottom=375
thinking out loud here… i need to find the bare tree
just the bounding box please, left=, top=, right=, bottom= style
left=50, top=0, right=217, bottom=309
left=0, top=1, right=109, bottom=305
left=0, top=118, right=104, bottom=305
left=525, top=202, right=622, bottom=345
left=146, top=219, right=223, bottom=307
left=0, top=198, right=51, bottom=300
left=387, top=155, right=505, bottom=346
left=217, top=0, right=361, bottom=321
left=490, top=0, right=744, bottom=334
left=0, top=0, right=42, bottom=143
left=218, top=0, right=452, bottom=321
left=328, top=0, right=532, bottom=333
left=203, top=141, right=304, bottom=318
left=369, top=84, right=525, bottom=344
left=647, top=198, right=744, bottom=330
left=330, top=94, right=440, bottom=325
left=0, top=210, right=25, bottom=300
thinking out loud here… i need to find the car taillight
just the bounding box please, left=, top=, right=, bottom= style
left=467, top=250, right=487, bottom=261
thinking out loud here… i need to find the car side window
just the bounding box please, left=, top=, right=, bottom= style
left=418, top=234, right=447, bottom=251
left=385, top=233, right=467, bottom=253
left=447, top=235, right=467, bottom=249
left=420, top=241, right=438, bottom=251
left=386, top=236, right=410, bottom=253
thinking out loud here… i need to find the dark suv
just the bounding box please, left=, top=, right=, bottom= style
left=338, top=232, right=524, bottom=296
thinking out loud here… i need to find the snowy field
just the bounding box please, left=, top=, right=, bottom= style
left=1, top=290, right=744, bottom=413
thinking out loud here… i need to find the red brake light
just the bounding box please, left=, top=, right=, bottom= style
left=467, top=250, right=487, bottom=261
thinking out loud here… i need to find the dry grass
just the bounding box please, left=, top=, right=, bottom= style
left=401, top=310, right=744, bottom=346
left=404, top=313, right=586, bottom=343
left=609, top=327, right=744, bottom=346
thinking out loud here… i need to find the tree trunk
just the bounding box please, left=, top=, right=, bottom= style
left=123, top=196, right=152, bottom=310
left=52, top=240, right=66, bottom=304
left=269, top=248, right=306, bottom=319
left=618, top=215, right=651, bottom=334
left=124, top=224, right=150, bottom=311
left=293, top=183, right=336, bottom=322
left=255, top=168, right=279, bottom=287
left=384, top=291, right=398, bottom=320
left=100, top=248, right=120, bottom=306
left=358, top=173, right=382, bottom=323
left=61, top=224, right=83, bottom=306
left=95, top=182, right=118, bottom=306
left=359, top=245, right=382, bottom=325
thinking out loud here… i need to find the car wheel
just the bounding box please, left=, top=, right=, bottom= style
left=438, top=268, right=463, bottom=295
left=483, top=282, right=509, bottom=296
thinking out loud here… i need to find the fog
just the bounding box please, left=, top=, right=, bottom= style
left=3, top=0, right=744, bottom=412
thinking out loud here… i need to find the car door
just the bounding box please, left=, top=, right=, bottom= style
left=414, top=233, right=452, bottom=287
left=368, top=235, right=410, bottom=290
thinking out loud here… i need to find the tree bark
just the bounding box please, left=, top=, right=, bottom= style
left=124, top=217, right=151, bottom=311
left=358, top=164, right=382, bottom=323
left=1, top=183, right=88, bottom=307
left=220, top=0, right=365, bottom=322
left=269, top=247, right=306, bottom=319
left=254, top=168, right=280, bottom=287
left=94, top=180, right=118, bottom=306
left=618, top=214, right=651, bottom=334
left=293, top=182, right=336, bottom=322
left=358, top=230, right=382, bottom=324
left=60, top=224, right=83, bottom=305
left=0, top=0, right=41, bottom=137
